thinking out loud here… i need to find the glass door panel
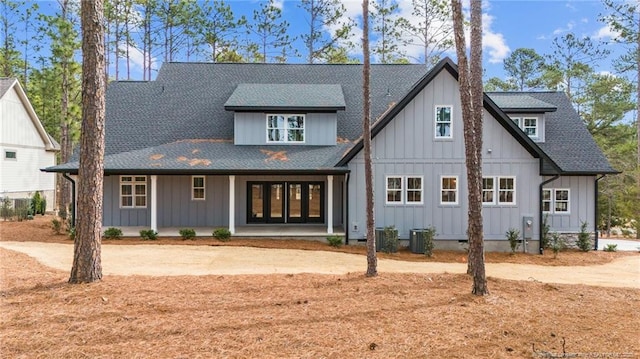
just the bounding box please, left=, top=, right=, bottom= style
left=308, top=184, right=321, bottom=220
left=288, top=183, right=302, bottom=222
left=249, top=184, right=264, bottom=221
left=268, top=183, right=284, bottom=222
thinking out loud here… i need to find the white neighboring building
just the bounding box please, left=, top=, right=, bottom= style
left=0, top=78, right=58, bottom=211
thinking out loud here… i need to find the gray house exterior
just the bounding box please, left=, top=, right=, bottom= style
left=46, top=58, right=617, bottom=252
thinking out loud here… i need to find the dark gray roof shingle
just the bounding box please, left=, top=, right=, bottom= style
left=224, top=83, right=346, bottom=111
left=487, top=93, right=557, bottom=112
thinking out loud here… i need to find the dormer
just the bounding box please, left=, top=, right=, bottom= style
left=225, top=84, right=346, bottom=146
left=488, top=93, right=557, bottom=143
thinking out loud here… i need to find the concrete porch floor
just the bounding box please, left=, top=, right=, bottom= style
left=108, top=225, right=345, bottom=238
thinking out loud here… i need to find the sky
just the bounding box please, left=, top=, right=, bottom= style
left=27, top=0, right=626, bottom=82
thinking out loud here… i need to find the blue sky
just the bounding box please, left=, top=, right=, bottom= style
left=28, top=0, right=624, bottom=81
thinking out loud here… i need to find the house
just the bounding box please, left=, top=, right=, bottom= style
left=45, top=58, right=617, bottom=252
left=1, top=78, right=59, bottom=212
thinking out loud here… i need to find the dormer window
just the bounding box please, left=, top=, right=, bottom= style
left=267, top=114, right=305, bottom=143
left=511, top=116, right=539, bottom=138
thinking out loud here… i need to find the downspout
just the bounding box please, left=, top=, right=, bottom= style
left=539, top=174, right=560, bottom=254
left=594, top=175, right=606, bottom=251
left=345, top=172, right=350, bottom=245
left=62, top=173, right=76, bottom=228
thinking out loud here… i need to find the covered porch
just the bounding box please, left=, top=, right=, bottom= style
left=109, top=224, right=345, bottom=239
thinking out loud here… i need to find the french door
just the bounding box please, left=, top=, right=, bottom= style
left=247, top=182, right=324, bottom=224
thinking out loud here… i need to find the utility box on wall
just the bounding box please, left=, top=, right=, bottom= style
left=522, top=216, right=534, bottom=252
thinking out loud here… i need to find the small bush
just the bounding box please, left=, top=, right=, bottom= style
left=1, top=197, right=13, bottom=221
left=505, top=228, right=520, bottom=254
left=104, top=227, right=123, bottom=239
left=69, top=227, right=76, bottom=241
left=381, top=225, right=399, bottom=253
left=179, top=228, right=196, bottom=240
left=550, top=232, right=566, bottom=258
left=421, top=226, right=437, bottom=257
left=326, top=235, right=343, bottom=247
left=576, top=221, right=592, bottom=252
left=213, top=228, right=231, bottom=241
left=30, top=191, right=46, bottom=215
left=621, top=229, right=632, bottom=238
left=140, top=229, right=158, bottom=240
left=603, top=244, right=617, bottom=252
left=541, top=214, right=551, bottom=249
left=51, top=218, right=63, bottom=234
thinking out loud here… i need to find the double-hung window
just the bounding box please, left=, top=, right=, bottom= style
left=386, top=176, right=402, bottom=204
left=192, top=176, right=205, bottom=200
left=543, top=188, right=570, bottom=214
left=523, top=118, right=538, bottom=137
left=267, top=114, right=305, bottom=143
left=482, top=177, right=495, bottom=205
left=440, top=176, right=458, bottom=205
left=385, top=176, right=423, bottom=204
left=435, top=106, right=452, bottom=139
left=498, top=177, right=516, bottom=205
left=120, top=176, right=147, bottom=208
left=406, top=177, right=423, bottom=204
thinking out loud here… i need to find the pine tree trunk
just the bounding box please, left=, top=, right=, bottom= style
left=362, top=0, right=377, bottom=277
left=69, top=0, right=106, bottom=284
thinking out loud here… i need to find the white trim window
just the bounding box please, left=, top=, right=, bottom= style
left=498, top=177, right=516, bottom=205
left=523, top=117, right=538, bottom=137
left=192, top=176, right=205, bottom=200
left=542, top=188, right=570, bottom=214
left=386, top=176, right=402, bottom=204
left=440, top=176, right=458, bottom=205
left=4, top=150, right=16, bottom=160
left=435, top=105, right=452, bottom=139
left=406, top=176, right=423, bottom=204
left=120, top=176, right=147, bottom=208
left=482, top=177, right=495, bottom=205
left=267, top=114, right=305, bottom=143
left=542, top=189, right=552, bottom=213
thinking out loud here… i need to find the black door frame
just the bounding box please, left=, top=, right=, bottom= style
left=247, top=181, right=324, bottom=224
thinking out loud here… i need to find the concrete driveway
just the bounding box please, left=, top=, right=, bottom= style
left=0, top=241, right=638, bottom=288
left=598, top=238, right=640, bottom=252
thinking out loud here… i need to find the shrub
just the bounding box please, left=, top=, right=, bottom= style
left=550, top=232, right=566, bottom=258
left=0, top=197, right=12, bottom=221
left=179, top=228, right=196, bottom=240
left=213, top=228, right=231, bottom=241
left=421, top=226, right=437, bottom=257
left=381, top=225, right=398, bottom=253
left=140, top=229, right=158, bottom=240
left=603, top=244, right=617, bottom=252
left=576, top=221, right=592, bottom=252
left=104, top=227, right=123, bottom=239
left=541, top=214, right=551, bottom=249
left=30, top=191, right=45, bottom=215
left=326, top=235, right=343, bottom=247
left=69, top=227, right=76, bottom=241
left=51, top=218, right=63, bottom=234
left=505, top=228, right=521, bottom=254
left=621, top=229, right=632, bottom=238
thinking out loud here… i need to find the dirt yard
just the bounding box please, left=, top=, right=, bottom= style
left=1, top=216, right=639, bottom=358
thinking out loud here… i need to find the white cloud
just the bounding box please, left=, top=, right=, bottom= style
left=593, top=24, right=621, bottom=40
left=482, top=12, right=510, bottom=64
left=271, top=0, right=284, bottom=10
left=553, top=21, right=575, bottom=35
left=117, top=44, right=158, bottom=79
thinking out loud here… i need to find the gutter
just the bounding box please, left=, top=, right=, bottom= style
left=594, top=175, right=606, bottom=251
left=62, top=173, right=76, bottom=228
left=345, top=172, right=350, bottom=245
left=539, top=174, right=560, bottom=254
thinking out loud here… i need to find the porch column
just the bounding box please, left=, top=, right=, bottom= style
left=229, top=175, right=235, bottom=234
left=327, top=175, right=333, bottom=234
left=150, top=175, right=157, bottom=232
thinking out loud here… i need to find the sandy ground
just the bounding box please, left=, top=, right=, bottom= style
left=1, top=241, right=638, bottom=288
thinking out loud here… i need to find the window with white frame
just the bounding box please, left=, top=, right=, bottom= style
left=386, top=176, right=402, bottom=204
left=542, top=189, right=552, bottom=212
left=542, top=188, right=570, bottom=214
left=120, top=176, right=147, bottom=208
left=4, top=150, right=16, bottom=160
left=267, top=114, right=305, bottom=143
left=435, top=106, right=452, bottom=138
left=523, top=117, right=538, bottom=137
left=406, top=177, right=423, bottom=204
left=482, top=177, right=495, bottom=204
left=498, top=177, right=516, bottom=205
left=192, top=176, right=205, bottom=200
left=440, top=176, right=458, bottom=205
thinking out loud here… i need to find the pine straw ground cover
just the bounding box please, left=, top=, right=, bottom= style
left=0, top=249, right=639, bottom=359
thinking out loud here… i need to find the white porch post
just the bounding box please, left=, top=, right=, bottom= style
left=150, top=175, right=157, bottom=232
left=229, top=175, right=235, bottom=234
left=327, top=175, right=333, bottom=234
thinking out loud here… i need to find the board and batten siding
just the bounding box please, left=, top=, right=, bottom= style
left=157, top=175, right=229, bottom=227
left=103, top=175, right=149, bottom=226
left=543, top=175, right=595, bottom=233
left=234, top=112, right=337, bottom=145
left=347, top=70, right=543, bottom=241
left=0, top=84, right=56, bottom=210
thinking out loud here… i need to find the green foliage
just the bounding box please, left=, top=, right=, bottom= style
left=505, top=228, right=521, bottom=254
left=51, top=218, right=62, bottom=234
left=541, top=214, right=551, bottom=249
left=1, top=197, right=13, bottom=221
left=30, top=191, right=46, bottom=215
left=326, top=235, right=343, bottom=248
left=139, top=229, right=158, bottom=240
left=576, top=221, right=592, bottom=252
left=603, top=244, right=618, bottom=252
left=421, top=226, right=437, bottom=257
left=103, top=227, right=123, bottom=240
left=381, top=225, right=399, bottom=254
left=213, top=228, right=231, bottom=241
left=68, top=227, right=76, bottom=241
left=550, top=233, right=566, bottom=258
left=179, top=228, right=196, bottom=240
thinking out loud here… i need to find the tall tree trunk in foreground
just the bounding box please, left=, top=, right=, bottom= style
left=70, top=0, right=106, bottom=284
left=362, top=0, right=377, bottom=277
left=451, top=0, right=488, bottom=295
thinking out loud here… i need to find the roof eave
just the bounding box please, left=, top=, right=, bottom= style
left=501, top=107, right=557, bottom=113
left=224, top=106, right=345, bottom=112
left=43, top=167, right=350, bottom=176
